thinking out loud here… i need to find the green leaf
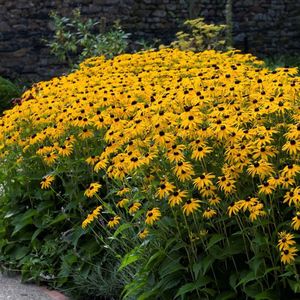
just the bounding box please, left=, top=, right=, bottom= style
left=175, top=282, right=200, bottom=299
left=206, top=234, right=224, bottom=250
left=255, top=290, right=278, bottom=300
left=193, top=255, right=215, bottom=278
left=145, top=249, right=165, bottom=269
left=236, top=271, right=256, bottom=288
left=288, top=279, right=300, bottom=293
left=119, top=247, right=140, bottom=271
left=4, top=210, right=20, bottom=219
left=175, top=276, right=212, bottom=299
left=31, top=228, right=43, bottom=241
left=69, top=226, right=85, bottom=247
left=113, top=223, right=132, bottom=237
left=8, top=246, right=29, bottom=260
left=159, top=257, right=185, bottom=278
left=249, top=257, right=264, bottom=276
left=215, top=291, right=236, bottom=300
left=48, top=213, right=69, bottom=226
left=229, top=273, right=238, bottom=292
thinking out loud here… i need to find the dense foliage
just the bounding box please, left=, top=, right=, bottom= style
left=46, top=9, right=130, bottom=68
left=0, top=76, right=20, bottom=114
left=1, top=49, right=300, bottom=298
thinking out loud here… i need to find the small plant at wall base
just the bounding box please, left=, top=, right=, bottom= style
left=167, top=18, right=228, bottom=52
left=0, top=76, right=20, bottom=114
left=46, top=9, right=130, bottom=68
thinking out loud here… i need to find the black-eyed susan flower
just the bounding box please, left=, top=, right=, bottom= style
left=86, top=155, right=99, bottom=166
left=291, top=212, right=300, bottom=230
left=227, top=201, right=241, bottom=217
left=207, top=195, right=221, bottom=206
left=156, top=180, right=175, bottom=199
left=43, top=152, right=58, bottom=166
left=173, top=161, right=194, bottom=182
left=191, top=144, right=212, bottom=160
left=145, top=208, right=161, bottom=225
left=182, top=198, right=201, bottom=216
left=202, top=207, right=217, bottom=219
left=194, top=173, right=215, bottom=190
left=281, top=176, right=296, bottom=189
left=248, top=203, right=266, bottom=222
left=247, top=160, right=274, bottom=180
left=238, top=196, right=258, bottom=212
left=282, top=139, right=300, bottom=155
left=58, top=144, right=73, bottom=157
left=168, top=189, right=188, bottom=207
left=280, top=247, right=298, bottom=264
left=278, top=231, right=296, bottom=251
left=200, top=185, right=217, bottom=198
left=258, top=180, right=275, bottom=195
left=138, top=228, right=149, bottom=239
left=116, top=198, right=129, bottom=208
left=84, top=182, right=102, bottom=198
left=94, top=159, right=108, bottom=172
left=283, top=188, right=300, bottom=206
left=281, top=164, right=300, bottom=178
left=116, top=187, right=130, bottom=196
left=107, top=216, right=121, bottom=228
left=40, top=175, right=55, bottom=189
left=128, top=202, right=142, bottom=214
left=217, top=175, right=235, bottom=193
left=82, top=206, right=102, bottom=229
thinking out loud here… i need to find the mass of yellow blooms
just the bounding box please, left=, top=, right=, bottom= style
left=1, top=49, right=300, bottom=264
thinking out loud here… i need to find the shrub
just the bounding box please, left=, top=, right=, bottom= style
left=0, top=76, right=20, bottom=114
left=167, top=18, right=228, bottom=52
left=1, top=49, right=300, bottom=298
left=46, top=9, right=130, bottom=69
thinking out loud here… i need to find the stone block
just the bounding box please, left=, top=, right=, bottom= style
left=152, top=10, right=166, bottom=17
left=0, top=22, right=11, bottom=31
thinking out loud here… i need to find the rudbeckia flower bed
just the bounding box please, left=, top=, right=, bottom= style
left=1, top=49, right=300, bottom=298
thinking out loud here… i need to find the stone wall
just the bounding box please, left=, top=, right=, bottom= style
left=0, top=0, right=299, bottom=82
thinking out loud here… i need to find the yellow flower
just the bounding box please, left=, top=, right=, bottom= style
left=145, top=208, right=161, bottom=225
left=247, top=160, right=274, bottom=180
left=82, top=206, right=102, bottom=229
left=43, top=152, right=58, bottom=166
left=173, top=161, right=194, bottom=182
left=116, top=187, right=130, bottom=196
left=291, top=212, right=300, bottom=230
left=227, top=202, right=241, bottom=217
left=40, top=175, right=55, bottom=189
left=182, top=198, right=201, bottom=216
left=107, top=216, right=121, bottom=228
left=116, top=198, right=129, bottom=208
left=202, top=208, right=217, bottom=219
left=128, top=202, right=142, bottom=214
left=156, top=181, right=175, bottom=199
left=281, top=164, right=300, bottom=178
left=86, top=155, right=99, bottom=166
left=280, top=247, right=298, bottom=264
left=58, top=144, right=73, bottom=157
left=282, top=139, right=300, bottom=155
left=138, top=228, right=149, bottom=239
left=278, top=231, right=296, bottom=251
left=194, top=173, right=215, bottom=190
left=168, top=189, right=188, bottom=207
left=217, top=175, right=236, bottom=193
left=237, top=197, right=258, bottom=212
left=191, top=144, right=212, bottom=160
left=84, top=182, right=102, bottom=198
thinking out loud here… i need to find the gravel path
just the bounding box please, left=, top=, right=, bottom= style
left=0, top=273, right=68, bottom=300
